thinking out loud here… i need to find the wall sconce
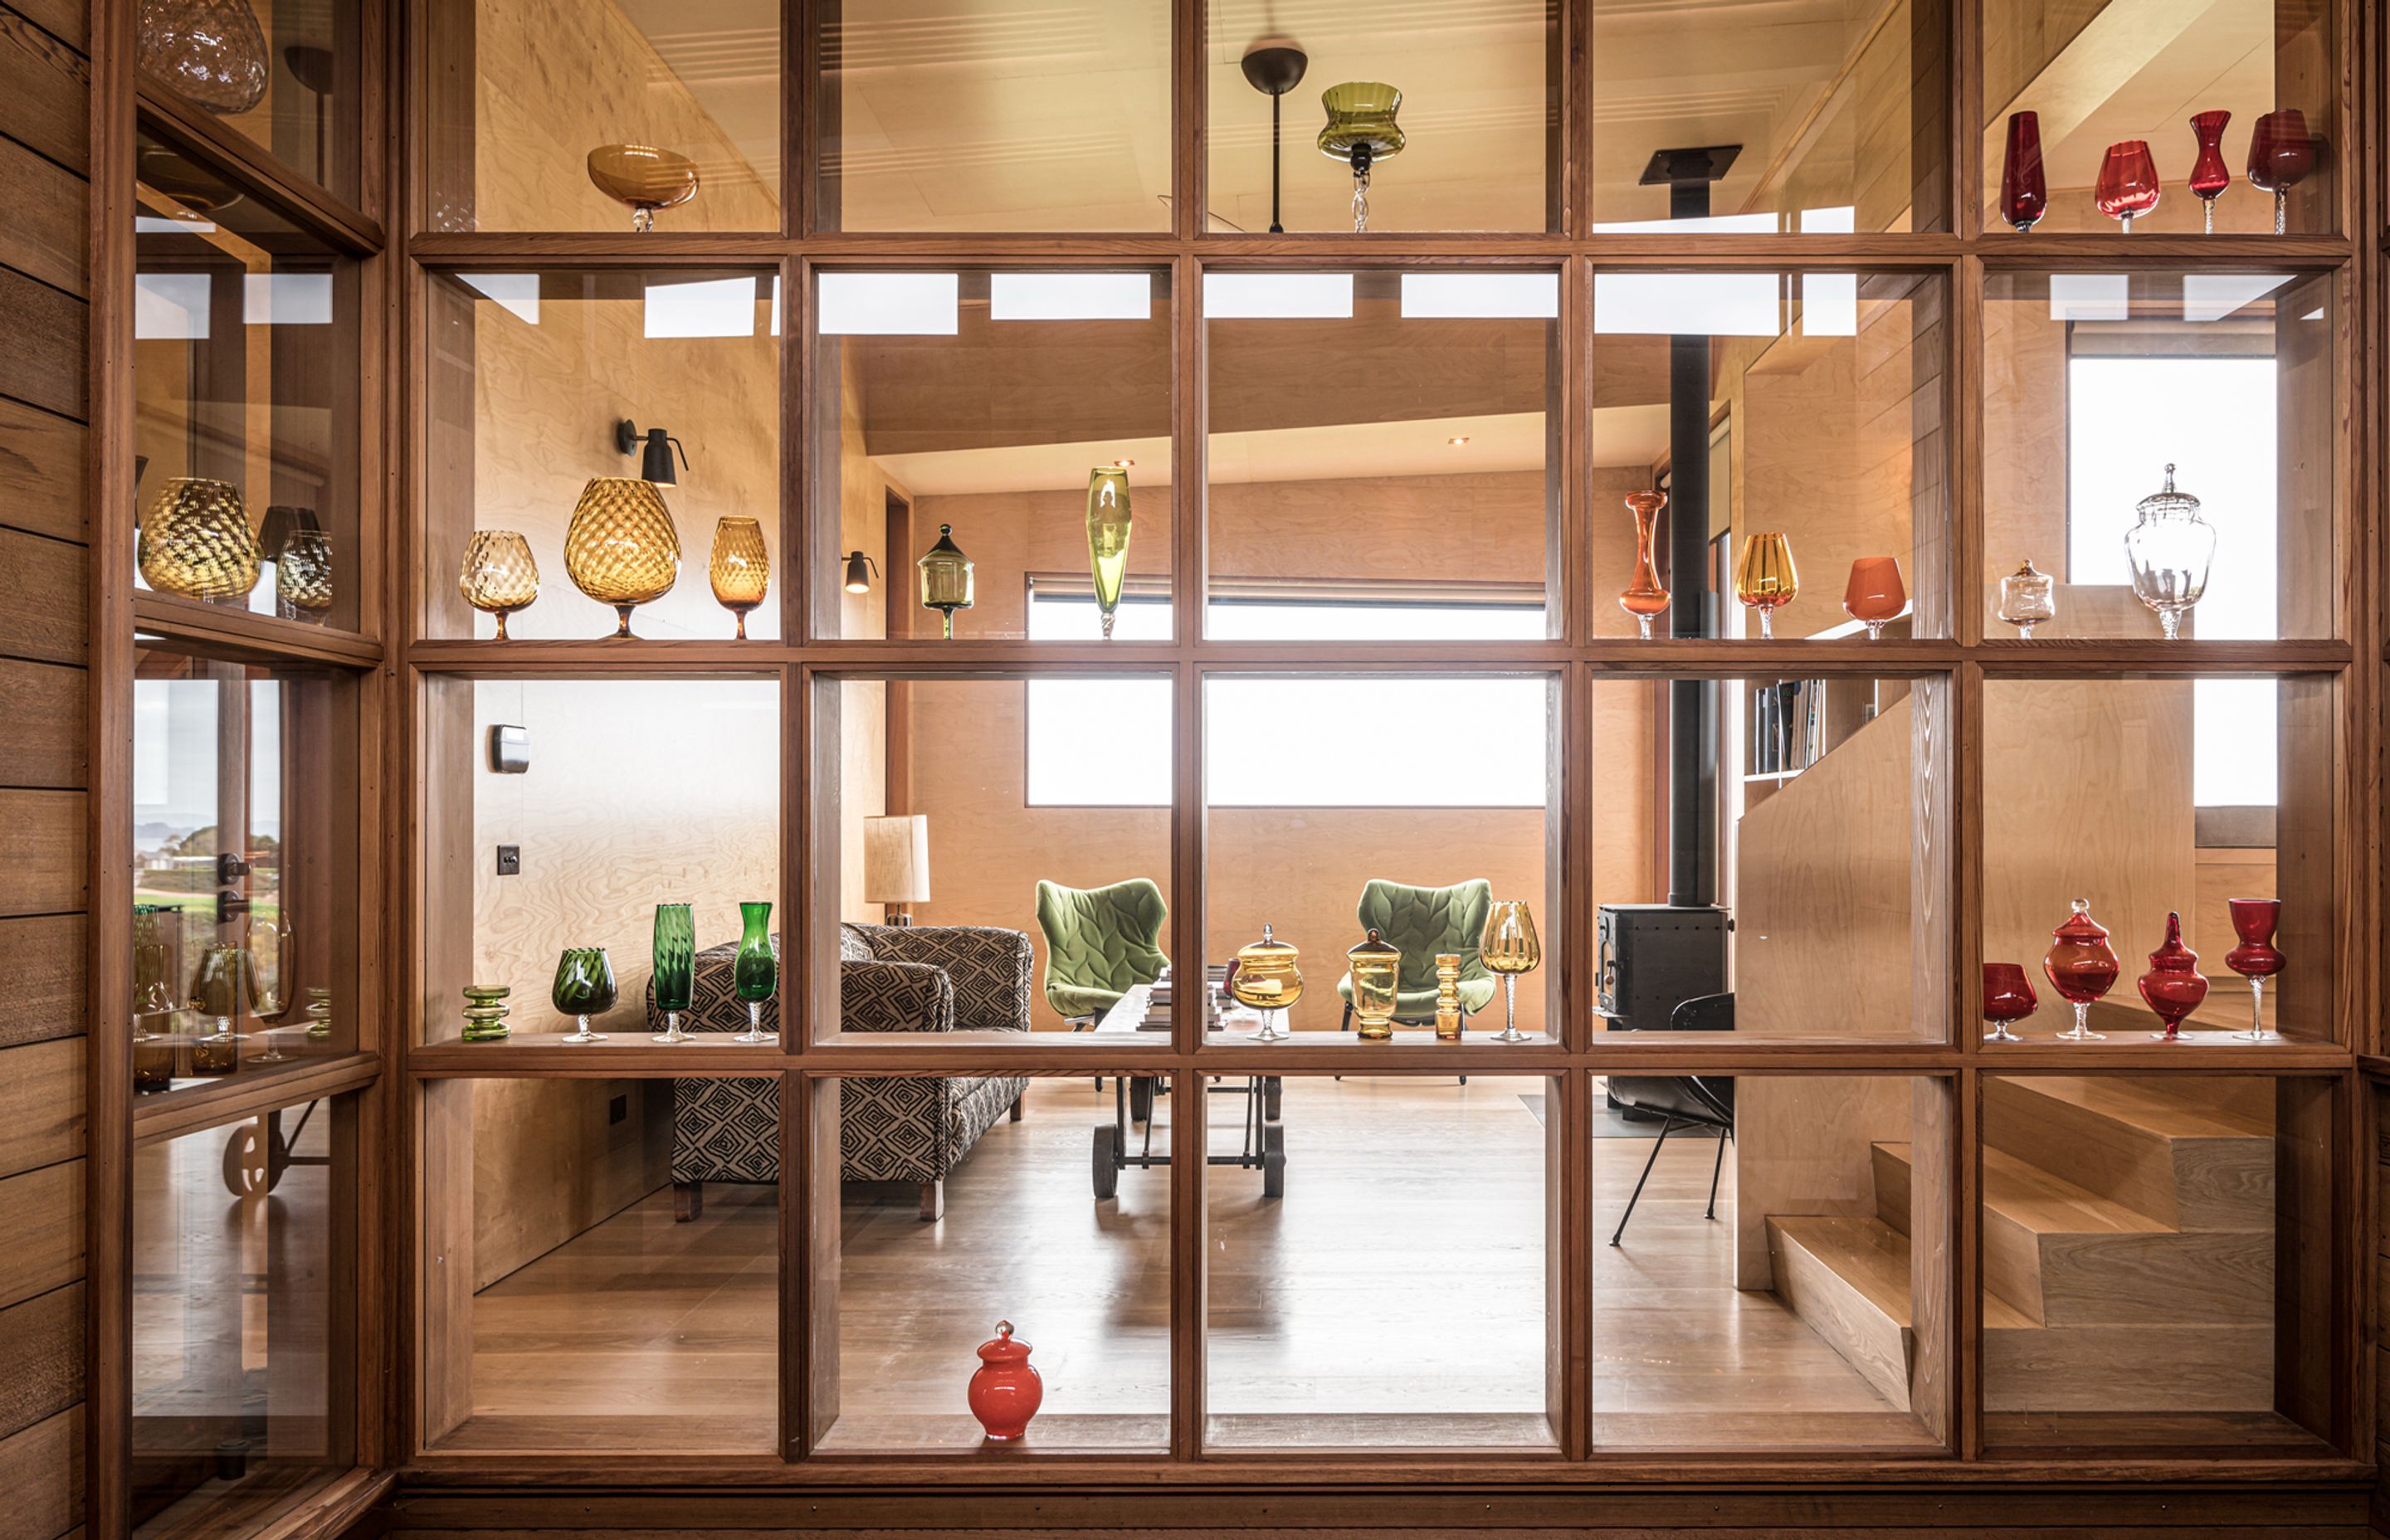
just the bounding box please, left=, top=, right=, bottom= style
left=842, top=550, right=880, bottom=594
left=615, top=419, right=688, bottom=485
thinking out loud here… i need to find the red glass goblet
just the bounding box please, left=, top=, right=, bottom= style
left=2042, top=898, right=2119, bottom=1041
left=2223, top=897, right=2285, bottom=1041
left=2187, top=110, right=2231, bottom=233
left=1983, top=962, right=2037, bottom=1043
left=2246, top=110, right=2314, bottom=235
left=1843, top=556, right=1906, bottom=640
left=1999, top=111, right=2046, bottom=233
left=2095, top=140, right=2161, bottom=232
left=2137, top=910, right=2208, bottom=1041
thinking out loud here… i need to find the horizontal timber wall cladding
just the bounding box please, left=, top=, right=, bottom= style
left=0, top=5, right=89, bottom=1540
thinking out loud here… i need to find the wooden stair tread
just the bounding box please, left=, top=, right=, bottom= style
left=1873, top=1142, right=2168, bottom=1237
left=2002, top=1075, right=2270, bottom=1142
left=1766, top=1216, right=1911, bottom=1324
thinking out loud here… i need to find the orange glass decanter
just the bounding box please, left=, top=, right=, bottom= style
left=1618, top=490, right=1669, bottom=639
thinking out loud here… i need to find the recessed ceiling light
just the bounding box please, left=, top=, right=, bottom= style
left=1113, top=458, right=1135, bottom=468
left=1448, top=436, right=1471, bottom=446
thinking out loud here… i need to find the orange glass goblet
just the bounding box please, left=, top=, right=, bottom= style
left=1843, top=556, right=1906, bottom=640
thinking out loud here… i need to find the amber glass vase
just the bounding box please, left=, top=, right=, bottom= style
left=459, top=529, right=540, bottom=640
left=1619, top=490, right=1669, bottom=638
left=142, top=477, right=260, bottom=602
left=276, top=529, right=334, bottom=623
left=1346, top=928, right=1400, bottom=1040
left=1734, top=532, right=1798, bottom=640
left=564, top=477, right=681, bottom=638
left=1085, top=468, right=1134, bottom=639
left=708, top=517, right=771, bottom=639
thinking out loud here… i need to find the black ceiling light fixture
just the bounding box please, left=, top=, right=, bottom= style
left=1240, top=38, right=1308, bottom=234
left=615, top=419, right=689, bottom=485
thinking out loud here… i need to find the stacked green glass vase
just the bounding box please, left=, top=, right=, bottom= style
left=461, top=983, right=511, bottom=1042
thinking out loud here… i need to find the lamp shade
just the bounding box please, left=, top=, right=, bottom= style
left=863, top=815, right=931, bottom=905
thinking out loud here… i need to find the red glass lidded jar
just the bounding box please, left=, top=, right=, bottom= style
left=2136, top=910, right=2209, bottom=1041
left=967, top=1318, right=1043, bottom=1441
left=2043, top=898, right=2120, bottom=1042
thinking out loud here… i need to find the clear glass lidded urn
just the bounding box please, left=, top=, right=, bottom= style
left=2122, top=463, right=2215, bottom=641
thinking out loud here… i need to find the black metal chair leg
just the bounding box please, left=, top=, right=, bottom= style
left=1609, top=1117, right=1678, bottom=1247
left=1704, top=1128, right=1728, bottom=1220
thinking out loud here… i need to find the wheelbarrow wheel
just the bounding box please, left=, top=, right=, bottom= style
left=1091, top=1123, right=1119, bottom=1201
left=222, top=1120, right=277, bottom=1196
left=1129, top=1076, right=1154, bottom=1125
left=1261, top=1123, right=1286, bottom=1199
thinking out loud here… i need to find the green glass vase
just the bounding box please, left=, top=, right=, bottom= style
left=1085, top=467, right=1133, bottom=640
left=552, top=947, right=617, bottom=1044
left=460, top=984, right=508, bottom=1043
left=732, top=901, right=777, bottom=1043
left=651, top=903, right=696, bottom=1044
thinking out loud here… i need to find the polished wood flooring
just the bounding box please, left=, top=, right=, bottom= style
left=458, top=1077, right=1921, bottom=1452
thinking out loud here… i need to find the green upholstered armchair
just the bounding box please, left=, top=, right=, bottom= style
left=1334, top=878, right=1500, bottom=1028
left=1034, top=878, right=1170, bottom=1027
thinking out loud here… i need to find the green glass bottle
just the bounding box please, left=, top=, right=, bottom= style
left=651, top=903, right=696, bottom=1044
left=732, top=900, right=777, bottom=1043
left=1085, top=466, right=1133, bottom=640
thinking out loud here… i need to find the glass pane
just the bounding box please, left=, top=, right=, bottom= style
left=1593, top=1075, right=1948, bottom=1450
left=814, top=1075, right=1170, bottom=1451
left=422, top=677, right=781, bottom=1045
left=1202, top=675, right=1557, bottom=1047
left=1589, top=0, right=1949, bottom=232
left=133, top=643, right=361, bottom=1092
left=1205, top=271, right=1558, bottom=640
left=423, top=269, right=782, bottom=641
left=811, top=270, right=1173, bottom=641
left=134, top=1097, right=352, bottom=1534
left=422, top=0, right=780, bottom=232
left=1983, top=271, right=2334, bottom=641
left=1980, top=1074, right=2339, bottom=1455
left=136, top=132, right=363, bottom=631
left=419, top=1076, right=779, bottom=1451
left=1207, top=1074, right=1558, bottom=1449
left=1204, top=4, right=1557, bottom=232
left=816, top=0, right=1169, bottom=231
left=1586, top=270, right=1949, bottom=641
left=810, top=676, right=1174, bottom=1045
left=1982, top=0, right=2335, bottom=234
left=1981, top=675, right=2330, bottom=1047
left=137, top=1, right=362, bottom=201
left=1588, top=675, right=1951, bottom=1044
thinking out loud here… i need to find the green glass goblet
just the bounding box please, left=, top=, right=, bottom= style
left=552, top=947, right=618, bottom=1044
left=651, top=903, right=696, bottom=1044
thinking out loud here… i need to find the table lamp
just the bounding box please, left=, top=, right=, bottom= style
left=865, top=815, right=930, bottom=925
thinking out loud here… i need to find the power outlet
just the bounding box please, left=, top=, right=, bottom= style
left=495, top=844, right=520, bottom=876
left=607, top=1094, right=628, bottom=1126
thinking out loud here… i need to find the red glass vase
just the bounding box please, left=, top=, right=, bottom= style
left=2095, top=140, right=2161, bottom=231
left=2136, top=910, right=2209, bottom=1041
left=2187, top=110, right=2231, bottom=233
left=1982, top=962, right=2037, bottom=1043
left=967, top=1319, right=1043, bottom=1440
left=2223, top=896, right=2285, bottom=1041
left=2246, top=110, right=2314, bottom=235
left=2042, top=898, right=2119, bottom=1041
left=1999, top=111, right=2046, bottom=232
left=1618, top=490, right=1669, bottom=639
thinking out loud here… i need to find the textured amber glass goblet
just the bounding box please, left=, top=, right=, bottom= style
left=276, top=529, right=334, bottom=623
left=587, top=144, right=700, bottom=232
left=1734, top=531, right=1799, bottom=640
left=141, top=476, right=261, bottom=602
left=458, top=529, right=540, bottom=641
left=563, top=477, right=680, bottom=638
left=708, top=517, right=771, bottom=639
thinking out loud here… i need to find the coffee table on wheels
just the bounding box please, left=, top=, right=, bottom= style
left=1086, top=983, right=1285, bottom=1201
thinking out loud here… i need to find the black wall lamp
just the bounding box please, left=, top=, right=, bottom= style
left=842, top=550, right=880, bottom=594
left=616, top=419, right=689, bottom=485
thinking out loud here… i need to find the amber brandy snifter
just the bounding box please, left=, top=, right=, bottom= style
left=1734, top=532, right=1798, bottom=640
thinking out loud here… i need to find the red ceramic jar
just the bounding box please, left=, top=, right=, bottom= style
left=2136, top=910, right=2209, bottom=1040
left=967, top=1319, right=1042, bottom=1440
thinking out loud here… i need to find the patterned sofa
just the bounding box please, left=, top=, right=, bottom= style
left=665, top=922, right=1032, bottom=1221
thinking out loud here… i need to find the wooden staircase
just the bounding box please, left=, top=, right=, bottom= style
left=1763, top=1076, right=2275, bottom=1414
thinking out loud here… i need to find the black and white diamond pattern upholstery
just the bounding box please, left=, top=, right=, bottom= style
left=665, top=923, right=1030, bottom=1192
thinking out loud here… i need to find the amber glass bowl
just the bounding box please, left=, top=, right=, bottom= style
left=459, top=529, right=541, bottom=641
left=708, top=517, right=771, bottom=639
left=587, top=144, right=700, bottom=231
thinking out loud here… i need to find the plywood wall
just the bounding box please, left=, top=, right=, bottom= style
left=0, top=2, right=90, bottom=1533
